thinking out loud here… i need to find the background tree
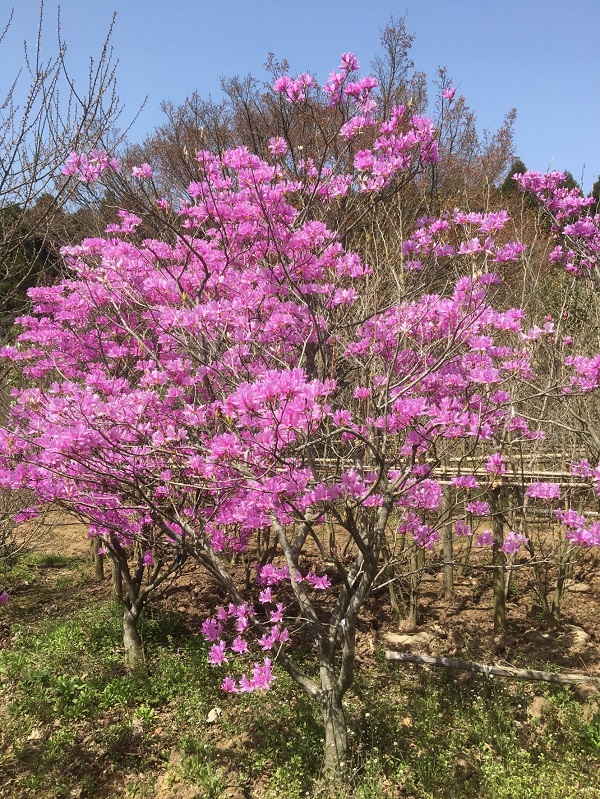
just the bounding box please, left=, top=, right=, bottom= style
left=590, top=175, right=600, bottom=215
left=0, top=3, right=125, bottom=341
left=125, top=17, right=516, bottom=242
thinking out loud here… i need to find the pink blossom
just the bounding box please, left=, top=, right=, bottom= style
left=13, top=507, right=39, bottom=523
left=485, top=453, right=506, bottom=475
left=236, top=615, right=250, bottom=634
left=339, top=116, right=375, bottom=140
left=131, top=163, right=153, bottom=179
left=466, top=501, right=490, bottom=516
left=476, top=530, right=493, bottom=546
left=571, top=460, right=592, bottom=477
left=257, top=564, right=290, bottom=586
left=269, top=603, right=285, bottom=623
left=221, top=676, right=238, bottom=692
left=454, top=519, right=472, bottom=537
left=501, top=531, right=528, bottom=556
left=304, top=573, right=331, bottom=590
left=238, top=674, right=253, bottom=692
left=259, top=587, right=273, bottom=604
left=458, top=238, right=484, bottom=255
left=278, top=627, right=290, bottom=643
left=62, top=152, right=80, bottom=176
left=258, top=630, right=278, bottom=650
left=451, top=475, right=479, bottom=490
left=231, top=636, right=248, bottom=654
left=525, top=482, right=561, bottom=500
left=268, top=137, right=288, bottom=156
left=340, top=53, right=359, bottom=72
left=412, top=521, right=439, bottom=550
left=330, top=287, right=359, bottom=305
left=201, top=618, right=223, bottom=642
left=208, top=640, right=228, bottom=666
left=250, top=658, right=275, bottom=690
left=273, top=75, right=291, bottom=94
left=442, top=87, right=456, bottom=101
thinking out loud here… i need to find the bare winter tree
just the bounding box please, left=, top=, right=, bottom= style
left=0, top=2, right=127, bottom=340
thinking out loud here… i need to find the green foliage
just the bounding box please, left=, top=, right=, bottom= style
left=346, top=669, right=600, bottom=799
left=590, top=175, right=600, bottom=215
left=501, top=157, right=528, bottom=194
left=0, top=200, right=60, bottom=335
left=25, top=552, right=84, bottom=569
left=562, top=170, right=580, bottom=191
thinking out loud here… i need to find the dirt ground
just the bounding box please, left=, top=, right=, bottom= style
left=28, top=512, right=600, bottom=682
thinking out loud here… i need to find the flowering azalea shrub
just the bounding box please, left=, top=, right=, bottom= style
left=514, top=171, right=599, bottom=276
left=1, top=53, right=600, bottom=779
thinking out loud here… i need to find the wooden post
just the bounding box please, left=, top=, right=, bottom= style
left=407, top=545, right=422, bottom=629
left=442, top=485, right=454, bottom=601
left=91, top=536, right=105, bottom=581
left=111, top=558, right=123, bottom=602
left=490, top=485, right=506, bottom=631
left=551, top=540, right=574, bottom=622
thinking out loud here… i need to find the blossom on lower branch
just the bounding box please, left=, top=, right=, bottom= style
left=202, top=595, right=285, bottom=692
left=202, top=565, right=331, bottom=692
left=221, top=659, right=275, bottom=693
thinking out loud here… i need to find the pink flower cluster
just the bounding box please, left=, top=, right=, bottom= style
left=273, top=72, right=315, bottom=103
left=256, top=564, right=331, bottom=590
left=525, top=482, right=561, bottom=501
left=131, top=163, right=153, bottom=179
left=401, top=208, right=525, bottom=270
left=202, top=594, right=289, bottom=692
left=501, top=531, right=528, bottom=556
left=485, top=453, right=506, bottom=475
left=556, top=509, right=600, bottom=547
left=442, top=86, right=456, bottom=101
left=62, top=151, right=119, bottom=182
left=515, top=171, right=599, bottom=276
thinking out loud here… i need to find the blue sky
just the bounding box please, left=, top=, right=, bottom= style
left=4, top=0, right=600, bottom=191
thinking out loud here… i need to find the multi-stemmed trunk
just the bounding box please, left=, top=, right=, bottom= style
left=190, top=494, right=393, bottom=784
left=108, top=537, right=187, bottom=669
left=270, top=498, right=393, bottom=783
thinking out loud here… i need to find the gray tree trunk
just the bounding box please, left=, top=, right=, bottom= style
left=321, top=687, right=348, bottom=782
left=122, top=607, right=145, bottom=670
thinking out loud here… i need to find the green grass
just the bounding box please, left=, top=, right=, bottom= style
left=1, top=557, right=600, bottom=798
left=23, top=552, right=85, bottom=569
left=347, top=666, right=600, bottom=799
